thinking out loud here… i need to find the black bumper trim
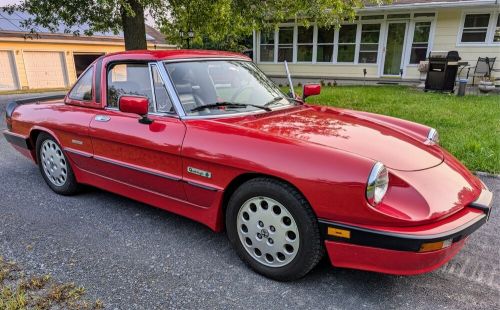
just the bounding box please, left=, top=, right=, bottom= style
left=3, top=131, right=32, bottom=150
left=319, top=213, right=487, bottom=252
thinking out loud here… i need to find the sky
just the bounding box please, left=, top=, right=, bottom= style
left=0, top=0, right=18, bottom=6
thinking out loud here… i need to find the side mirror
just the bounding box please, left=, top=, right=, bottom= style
left=118, top=96, right=152, bottom=124
left=303, top=83, right=321, bottom=100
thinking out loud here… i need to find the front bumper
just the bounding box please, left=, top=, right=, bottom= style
left=320, top=186, right=493, bottom=275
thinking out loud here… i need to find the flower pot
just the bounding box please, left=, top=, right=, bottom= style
left=478, top=81, right=495, bottom=93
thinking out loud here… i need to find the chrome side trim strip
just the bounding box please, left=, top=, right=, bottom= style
left=186, top=181, right=219, bottom=192
left=93, top=155, right=182, bottom=182
left=63, top=147, right=93, bottom=158
left=65, top=148, right=220, bottom=192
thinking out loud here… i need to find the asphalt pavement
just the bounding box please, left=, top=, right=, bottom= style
left=0, top=94, right=499, bottom=309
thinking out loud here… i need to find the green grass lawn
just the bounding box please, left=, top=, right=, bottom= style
left=296, top=85, right=499, bottom=174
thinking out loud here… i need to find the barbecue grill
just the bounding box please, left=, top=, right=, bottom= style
left=424, top=51, right=461, bottom=92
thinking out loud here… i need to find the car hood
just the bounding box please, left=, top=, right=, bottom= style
left=235, top=106, right=444, bottom=171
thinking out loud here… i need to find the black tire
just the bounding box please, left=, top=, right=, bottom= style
left=226, top=177, right=323, bottom=281
left=36, top=133, right=80, bottom=195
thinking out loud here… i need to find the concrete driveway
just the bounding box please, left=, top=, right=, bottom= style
left=1, top=94, right=499, bottom=309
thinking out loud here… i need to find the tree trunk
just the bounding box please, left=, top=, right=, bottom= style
left=121, top=0, right=147, bottom=50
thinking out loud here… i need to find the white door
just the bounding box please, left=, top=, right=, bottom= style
left=0, top=51, right=17, bottom=91
left=381, top=22, right=409, bottom=76
left=23, top=51, right=67, bottom=89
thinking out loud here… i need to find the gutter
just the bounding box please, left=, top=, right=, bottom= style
left=358, top=0, right=499, bottom=12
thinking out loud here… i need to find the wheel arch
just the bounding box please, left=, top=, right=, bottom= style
left=220, top=172, right=317, bottom=229
left=29, top=127, right=61, bottom=164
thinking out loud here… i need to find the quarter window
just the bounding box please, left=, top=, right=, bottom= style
left=69, top=67, right=93, bottom=101
left=410, top=22, right=431, bottom=64
left=150, top=65, right=174, bottom=114
left=337, top=24, right=357, bottom=63
left=278, top=27, right=294, bottom=62
left=461, top=14, right=490, bottom=43
left=317, top=27, right=335, bottom=62
left=359, top=24, right=380, bottom=64
left=260, top=30, right=275, bottom=62
left=297, top=26, right=314, bottom=62
left=107, top=63, right=154, bottom=111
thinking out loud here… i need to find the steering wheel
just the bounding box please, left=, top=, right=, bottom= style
left=230, top=85, right=254, bottom=103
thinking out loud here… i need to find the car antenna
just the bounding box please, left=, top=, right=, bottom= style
left=284, top=60, right=295, bottom=98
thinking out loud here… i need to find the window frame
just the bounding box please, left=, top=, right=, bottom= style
left=408, top=21, right=433, bottom=65
left=457, top=11, right=500, bottom=46
left=296, top=25, right=315, bottom=63
left=336, top=23, right=359, bottom=64
left=277, top=26, right=295, bottom=63
left=358, top=23, right=382, bottom=64
left=316, top=26, right=335, bottom=63
left=258, top=29, right=276, bottom=63
left=104, top=60, right=178, bottom=117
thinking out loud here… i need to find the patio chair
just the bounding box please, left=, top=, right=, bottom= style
left=466, top=57, right=496, bottom=86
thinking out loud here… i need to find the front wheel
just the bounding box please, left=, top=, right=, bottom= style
left=226, top=178, right=323, bottom=281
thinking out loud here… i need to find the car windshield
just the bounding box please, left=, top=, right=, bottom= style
left=164, top=60, right=292, bottom=116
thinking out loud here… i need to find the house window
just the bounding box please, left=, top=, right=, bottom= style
left=461, top=14, right=490, bottom=43
left=414, top=12, right=435, bottom=18
left=495, top=14, right=500, bottom=42
left=337, top=24, right=357, bottom=62
left=260, top=30, right=275, bottom=62
left=317, top=27, right=335, bottom=62
left=410, top=22, right=431, bottom=64
left=297, top=26, right=314, bottom=62
left=278, top=27, right=294, bottom=62
left=359, top=24, right=380, bottom=64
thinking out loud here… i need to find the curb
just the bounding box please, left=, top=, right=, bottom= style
left=474, top=171, right=500, bottom=179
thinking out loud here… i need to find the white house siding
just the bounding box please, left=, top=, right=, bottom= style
left=255, top=5, right=500, bottom=82
left=406, top=8, right=500, bottom=80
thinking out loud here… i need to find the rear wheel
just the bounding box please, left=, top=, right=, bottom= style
left=226, top=178, right=323, bottom=281
left=36, top=133, right=80, bottom=195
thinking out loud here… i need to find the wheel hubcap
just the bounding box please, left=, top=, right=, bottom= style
left=40, top=140, right=68, bottom=186
left=237, top=196, right=300, bottom=267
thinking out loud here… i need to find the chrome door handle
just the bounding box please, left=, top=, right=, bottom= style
left=95, top=115, right=111, bottom=122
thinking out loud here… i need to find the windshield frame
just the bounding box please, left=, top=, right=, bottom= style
left=159, top=58, right=295, bottom=120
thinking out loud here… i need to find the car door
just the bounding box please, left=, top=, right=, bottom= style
left=88, top=62, right=187, bottom=200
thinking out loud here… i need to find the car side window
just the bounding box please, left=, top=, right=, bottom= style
left=69, top=67, right=93, bottom=101
left=150, top=64, right=175, bottom=114
left=107, top=63, right=154, bottom=111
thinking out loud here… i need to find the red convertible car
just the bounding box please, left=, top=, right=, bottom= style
left=3, top=50, right=493, bottom=281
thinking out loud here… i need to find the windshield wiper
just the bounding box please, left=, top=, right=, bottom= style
left=190, top=102, right=271, bottom=113
left=264, top=97, right=285, bottom=107
left=265, top=96, right=302, bottom=107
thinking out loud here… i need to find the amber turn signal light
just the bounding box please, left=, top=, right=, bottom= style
left=327, top=227, right=351, bottom=239
left=419, top=239, right=453, bottom=252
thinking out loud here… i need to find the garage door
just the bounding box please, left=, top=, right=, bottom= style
left=23, top=51, right=67, bottom=89
left=0, top=51, right=17, bottom=91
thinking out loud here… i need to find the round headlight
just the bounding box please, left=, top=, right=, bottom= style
left=427, top=128, right=439, bottom=144
left=366, top=162, right=389, bottom=206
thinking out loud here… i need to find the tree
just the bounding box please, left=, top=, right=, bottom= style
left=3, top=0, right=161, bottom=50
left=161, top=0, right=391, bottom=51
left=4, top=0, right=390, bottom=51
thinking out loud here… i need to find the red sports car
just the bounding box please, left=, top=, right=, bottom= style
left=3, top=50, right=493, bottom=281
